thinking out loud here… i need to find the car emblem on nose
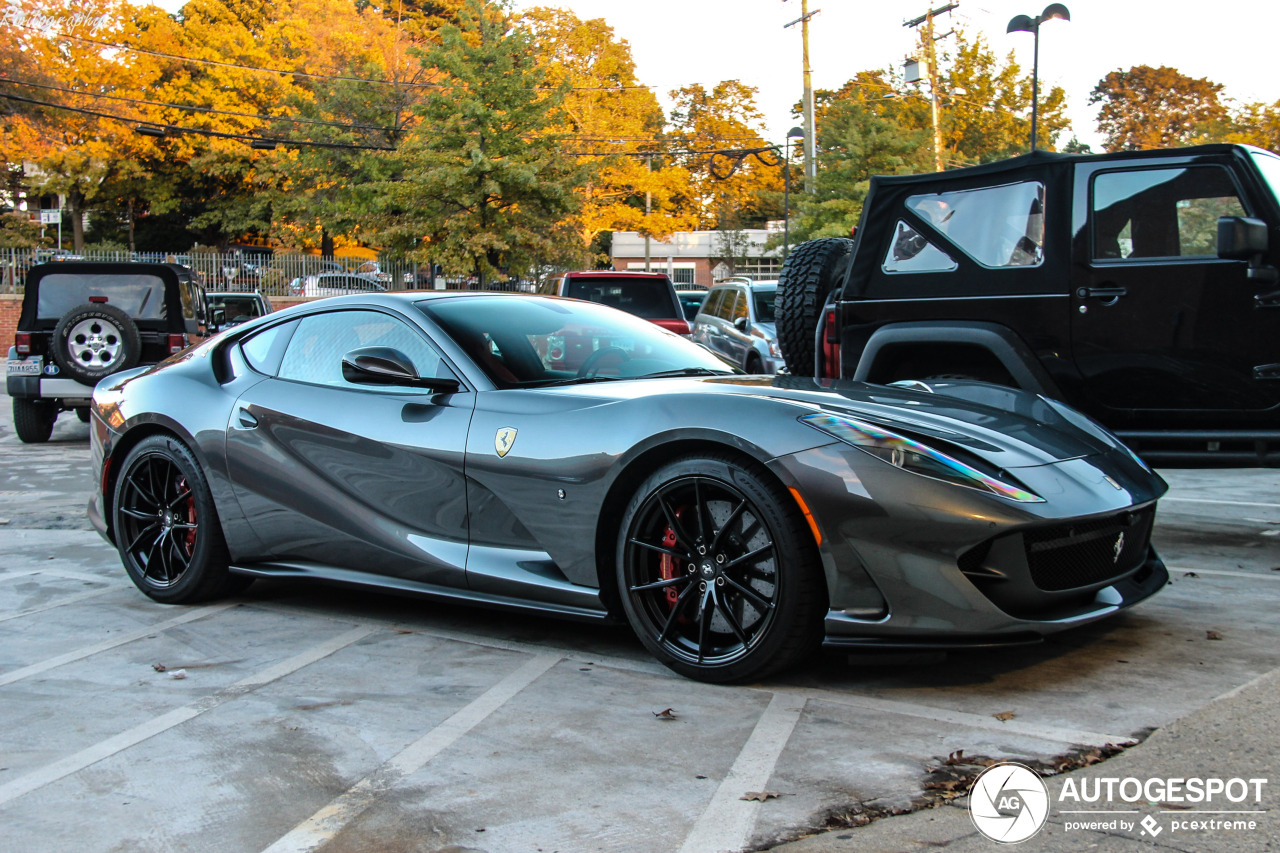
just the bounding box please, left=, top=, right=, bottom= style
left=1113, top=532, right=1125, bottom=563
left=495, top=427, right=518, bottom=458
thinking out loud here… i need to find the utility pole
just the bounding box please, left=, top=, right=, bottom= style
left=643, top=152, right=653, bottom=270
left=784, top=1, right=819, bottom=194
left=905, top=2, right=958, bottom=172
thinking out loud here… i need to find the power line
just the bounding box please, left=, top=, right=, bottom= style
left=0, top=76, right=395, bottom=133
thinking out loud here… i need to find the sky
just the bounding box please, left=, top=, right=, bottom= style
left=507, top=0, right=1280, bottom=151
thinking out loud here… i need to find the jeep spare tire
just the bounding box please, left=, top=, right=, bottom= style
left=52, top=303, right=142, bottom=385
left=776, top=237, right=854, bottom=377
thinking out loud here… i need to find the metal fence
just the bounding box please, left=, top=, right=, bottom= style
left=0, top=248, right=528, bottom=296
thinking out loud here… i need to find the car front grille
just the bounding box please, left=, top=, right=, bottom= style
left=1023, top=508, right=1155, bottom=592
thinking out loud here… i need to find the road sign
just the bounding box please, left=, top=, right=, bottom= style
left=40, top=209, right=60, bottom=225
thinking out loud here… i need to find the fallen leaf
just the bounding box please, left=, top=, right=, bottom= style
left=1271, top=567, right=1280, bottom=572
left=1159, top=802, right=1193, bottom=810
left=151, top=663, right=167, bottom=672
left=169, top=669, right=187, bottom=680
left=740, top=791, right=781, bottom=801
left=1182, top=571, right=1198, bottom=578
left=653, top=708, right=677, bottom=720
left=1206, top=630, right=1224, bottom=641
left=945, top=750, right=966, bottom=765
left=993, top=711, right=1016, bottom=722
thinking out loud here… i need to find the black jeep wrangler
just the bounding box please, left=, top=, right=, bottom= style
left=777, top=143, right=1280, bottom=465
left=7, top=262, right=207, bottom=443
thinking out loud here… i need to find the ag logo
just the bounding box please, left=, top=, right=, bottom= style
left=969, top=762, right=1050, bottom=844
left=494, top=427, right=518, bottom=458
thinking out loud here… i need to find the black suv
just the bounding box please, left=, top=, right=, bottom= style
left=7, top=262, right=207, bottom=443
left=777, top=144, right=1280, bottom=465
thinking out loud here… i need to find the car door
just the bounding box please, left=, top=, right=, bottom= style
left=724, top=284, right=753, bottom=367
left=224, top=308, right=474, bottom=586
left=1072, top=160, right=1280, bottom=414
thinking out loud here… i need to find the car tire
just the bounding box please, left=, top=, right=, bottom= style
left=52, top=303, right=142, bottom=385
left=616, top=453, right=826, bottom=683
left=76, top=408, right=91, bottom=423
left=745, top=353, right=764, bottom=374
left=13, top=398, right=56, bottom=444
left=776, top=238, right=854, bottom=377
left=112, top=434, right=252, bottom=603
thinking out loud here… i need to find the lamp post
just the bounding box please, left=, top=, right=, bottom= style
left=1007, top=3, right=1070, bottom=151
left=784, top=126, right=804, bottom=258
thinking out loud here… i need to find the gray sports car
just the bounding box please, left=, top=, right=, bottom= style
left=88, top=292, right=1168, bottom=682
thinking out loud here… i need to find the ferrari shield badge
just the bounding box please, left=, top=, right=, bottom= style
left=495, top=427, right=518, bottom=458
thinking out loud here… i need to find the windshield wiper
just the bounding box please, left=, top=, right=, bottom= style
left=533, top=374, right=626, bottom=387
left=634, top=367, right=737, bottom=379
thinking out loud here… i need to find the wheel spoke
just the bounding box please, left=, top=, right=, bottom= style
left=125, top=521, right=161, bottom=556
left=693, top=479, right=707, bottom=542
left=696, top=584, right=715, bottom=663
left=120, top=507, right=157, bottom=521
left=145, top=529, right=167, bottom=580
left=166, top=488, right=192, bottom=510
left=627, top=537, right=690, bottom=562
left=656, top=492, right=697, bottom=554
left=629, top=575, right=693, bottom=594
left=724, top=542, right=774, bottom=572
left=723, top=575, right=774, bottom=615
left=167, top=531, right=192, bottom=571
left=709, top=498, right=747, bottom=553
left=656, top=581, right=699, bottom=643
left=127, top=467, right=161, bottom=509
left=715, top=588, right=751, bottom=647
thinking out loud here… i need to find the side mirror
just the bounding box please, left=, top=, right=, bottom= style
left=733, top=316, right=749, bottom=331
left=341, top=346, right=461, bottom=393
left=1217, top=216, right=1268, bottom=260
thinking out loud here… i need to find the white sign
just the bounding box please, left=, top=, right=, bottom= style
left=40, top=209, right=60, bottom=225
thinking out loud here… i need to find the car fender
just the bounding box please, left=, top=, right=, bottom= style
left=852, top=321, right=1064, bottom=397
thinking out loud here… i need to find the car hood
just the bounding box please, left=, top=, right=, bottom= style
left=539, top=375, right=1133, bottom=469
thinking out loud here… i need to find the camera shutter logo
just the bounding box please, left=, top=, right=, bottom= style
left=969, top=762, right=1050, bottom=844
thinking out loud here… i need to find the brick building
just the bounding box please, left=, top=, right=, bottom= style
left=610, top=227, right=785, bottom=288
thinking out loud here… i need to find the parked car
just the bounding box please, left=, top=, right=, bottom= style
left=776, top=143, right=1280, bottom=465
left=88, top=291, right=1167, bottom=683
left=207, top=291, right=272, bottom=333
left=692, top=278, right=783, bottom=373
left=357, top=261, right=393, bottom=285
left=538, top=270, right=691, bottom=335
left=301, top=272, right=388, bottom=298
left=677, top=288, right=709, bottom=322
left=7, top=262, right=207, bottom=442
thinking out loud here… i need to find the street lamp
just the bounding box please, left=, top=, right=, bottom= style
left=1007, top=3, right=1070, bottom=152
left=784, top=126, right=804, bottom=258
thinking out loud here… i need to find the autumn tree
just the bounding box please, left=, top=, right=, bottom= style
left=520, top=6, right=694, bottom=260
left=668, top=80, right=784, bottom=230
left=1090, top=65, right=1229, bottom=152
left=377, top=0, right=583, bottom=283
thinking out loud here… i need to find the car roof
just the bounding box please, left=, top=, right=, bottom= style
left=561, top=270, right=673, bottom=281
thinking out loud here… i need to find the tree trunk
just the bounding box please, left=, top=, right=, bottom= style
left=321, top=228, right=334, bottom=258
left=68, top=191, right=85, bottom=253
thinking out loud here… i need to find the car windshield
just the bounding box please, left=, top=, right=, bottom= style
left=418, top=295, right=733, bottom=388
left=1250, top=150, right=1280, bottom=206
left=209, top=296, right=264, bottom=320
left=565, top=276, right=676, bottom=319
left=752, top=287, right=778, bottom=323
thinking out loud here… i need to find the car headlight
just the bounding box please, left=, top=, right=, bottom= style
left=767, top=339, right=782, bottom=358
left=800, top=412, right=1044, bottom=503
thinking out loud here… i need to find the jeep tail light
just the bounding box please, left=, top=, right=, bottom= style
left=822, top=308, right=840, bottom=379
left=167, top=334, right=187, bottom=354
left=15, top=332, right=31, bottom=355
left=89, top=295, right=109, bottom=303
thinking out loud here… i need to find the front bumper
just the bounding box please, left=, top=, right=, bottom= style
left=770, top=441, right=1169, bottom=646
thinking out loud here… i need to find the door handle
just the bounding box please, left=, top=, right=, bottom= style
left=1256, top=290, right=1280, bottom=309
left=1076, top=285, right=1128, bottom=306
left=237, top=408, right=259, bottom=429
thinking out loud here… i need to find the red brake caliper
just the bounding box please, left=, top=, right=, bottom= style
left=177, top=476, right=197, bottom=554
left=658, top=525, right=681, bottom=608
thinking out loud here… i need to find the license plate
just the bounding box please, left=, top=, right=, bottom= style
left=6, top=357, right=42, bottom=376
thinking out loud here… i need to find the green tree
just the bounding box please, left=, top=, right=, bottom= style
left=1090, top=65, right=1229, bottom=152
left=378, top=0, right=583, bottom=283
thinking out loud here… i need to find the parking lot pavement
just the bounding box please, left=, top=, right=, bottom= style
left=1, top=391, right=1277, bottom=852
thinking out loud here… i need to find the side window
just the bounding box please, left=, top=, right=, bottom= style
left=718, top=290, right=740, bottom=321
left=1092, top=166, right=1246, bottom=260
left=882, top=221, right=959, bottom=274
left=241, top=319, right=299, bottom=376
left=731, top=288, right=749, bottom=324
left=906, top=181, right=1045, bottom=268
left=277, top=310, right=446, bottom=392
left=702, top=289, right=726, bottom=319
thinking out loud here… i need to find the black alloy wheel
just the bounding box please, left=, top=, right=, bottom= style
left=617, top=454, right=825, bottom=683
left=112, top=435, right=250, bottom=603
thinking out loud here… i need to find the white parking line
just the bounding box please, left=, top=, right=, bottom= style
left=1167, top=566, right=1280, bottom=581
left=679, top=692, right=807, bottom=853
left=0, top=602, right=237, bottom=687
left=786, top=689, right=1135, bottom=747
left=259, top=652, right=562, bottom=853
left=0, top=626, right=373, bottom=807
left=1162, top=497, right=1280, bottom=510
left=0, top=570, right=40, bottom=584
left=0, top=585, right=116, bottom=623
